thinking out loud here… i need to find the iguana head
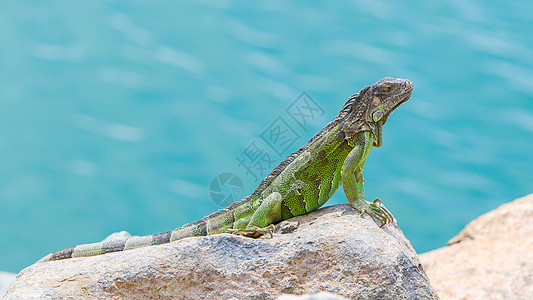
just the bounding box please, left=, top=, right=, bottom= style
left=362, top=77, right=413, bottom=147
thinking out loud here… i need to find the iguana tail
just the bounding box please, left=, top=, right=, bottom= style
left=38, top=204, right=248, bottom=262
left=38, top=230, right=174, bottom=262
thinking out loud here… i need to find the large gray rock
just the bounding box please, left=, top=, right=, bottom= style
left=4, top=205, right=438, bottom=299
left=420, top=194, right=533, bottom=299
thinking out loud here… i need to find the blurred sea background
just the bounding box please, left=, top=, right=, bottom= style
left=1, top=1, right=532, bottom=273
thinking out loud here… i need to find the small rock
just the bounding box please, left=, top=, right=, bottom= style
left=5, top=205, right=438, bottom=299
left=275, top=220, right=299, bottom=234
left=102, top=231, right=134, bottom=242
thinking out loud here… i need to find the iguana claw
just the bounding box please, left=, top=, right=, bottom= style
left=361, top=198, right=394, bottom=227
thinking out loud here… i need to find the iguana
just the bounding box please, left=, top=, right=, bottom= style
left=38, top=77, right=413, bottom=262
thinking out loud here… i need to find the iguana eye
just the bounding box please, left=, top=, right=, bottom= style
left=372, top=110, right=384, bottom=122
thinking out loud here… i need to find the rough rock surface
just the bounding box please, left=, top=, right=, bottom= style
left=276, top=292, right=348, bottom=300
left=5, top=205, right=438, bottom=299
left=420, top=194, right=533, bottom=300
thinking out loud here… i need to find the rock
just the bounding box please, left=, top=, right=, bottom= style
left=276, top=292, right=348, bottom=300
left=5, top=205, right=438, bottom=299
left=420, top=194, right=533, bottom=300
left=0, top=271, right=17, bottom=299
left=102, top=230, right=134, bottom=242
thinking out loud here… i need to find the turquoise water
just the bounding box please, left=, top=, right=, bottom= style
left=1, top=1, right=532, bottom=273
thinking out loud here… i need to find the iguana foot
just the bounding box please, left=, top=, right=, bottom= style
left=360, top=198, right=394, bottom=227
left=227, top=224, right=275, bottom=238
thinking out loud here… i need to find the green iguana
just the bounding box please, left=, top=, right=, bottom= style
left=39, top=77, right=413, bottom=262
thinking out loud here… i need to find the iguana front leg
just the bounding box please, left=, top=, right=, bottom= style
left=227, top=192, right=283, bottom=238
left=341, top=132, right=394, bottom=226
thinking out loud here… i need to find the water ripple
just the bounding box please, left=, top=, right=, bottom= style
left=109, top=13, right=153, bottom=46
left=99, top=67, right=143, bottom=88
left=484, top=60, right=533, bottom=94
left=245, top=52, right=287, bottom=75
left=70, top=160, right=98, bottom=177
left=73, top=114, right=146, bottom=142
left=154, top=46, right=205, bottom=75
left=228, top=19, right=279, bottom=47
left=32, top=43, right=85, bottom=62
left=321, top=40, right=393, bottom=64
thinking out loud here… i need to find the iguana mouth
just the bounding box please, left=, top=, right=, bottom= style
left=393, top=82, right=413, bottom=109
left=381, top=81, right=413, bottom=123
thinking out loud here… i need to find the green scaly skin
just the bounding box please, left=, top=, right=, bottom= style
left=38, top=77, right=413, bottom=262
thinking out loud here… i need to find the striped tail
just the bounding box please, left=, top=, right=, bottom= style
left=37, top=204, right=251, bottom=262
left=38, top=195, right=258, bottom=262
left=37, top=230, right=177, bottom=262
